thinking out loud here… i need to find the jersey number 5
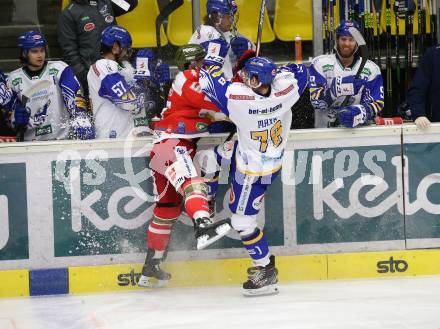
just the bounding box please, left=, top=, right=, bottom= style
left=250, top=120, right=283, bottom=153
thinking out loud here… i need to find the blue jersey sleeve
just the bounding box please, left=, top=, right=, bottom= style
left=59, top=65, right=87, bottom=115
left=199, top=65, right=231, bottom=116
left=280, top=63, right=308, bottom=95
left=98, top=73, right=144, bottom=114
left=360, top=74, right=384, bottom=116
left=99, top=72, right=132, bottom=101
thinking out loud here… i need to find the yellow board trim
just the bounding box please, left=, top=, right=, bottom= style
left=0, top=269, right=29, bottom=297
left=4, top=249, right=440, bottom=296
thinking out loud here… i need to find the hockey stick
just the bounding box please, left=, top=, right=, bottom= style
left=153, top=0, right=184, bottom=118
left=329, top=0, right=336, bottom=52
left=255, top=0, right=267, bottom=56
left=367, top=0, right=375, bottom=60
left=347, top=0, right=353, bottom=21
left=224, top=0, right=267, bottom=143
left=323, top=0, right=330, bottom=53
left=374, top=0, right=383, bottom=66
left=430, top=0, right=437, bottom=46
left=385, top=0, right=393, bottom=116
left=404, top=0, right=416, bottom=90
left=340, top=26, right=369, bottom=108
left=340, top=0, right=346, bottom=21
left=16, top=80, right=52, bottom=142
left=394, top=1, right=402, bottom=108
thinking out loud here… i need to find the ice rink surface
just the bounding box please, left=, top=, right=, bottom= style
left=1, top=276, right=440, bottom=329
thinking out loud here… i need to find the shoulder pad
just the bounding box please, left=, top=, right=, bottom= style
left=362, top=60, right=382, bottom=78
left=311, top=54, right=333, bottom=66
left=93, top=59, right=119, bottom=78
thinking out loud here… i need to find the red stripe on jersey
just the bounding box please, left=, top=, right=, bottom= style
left=274, top=84, right=294, bottom=97
left=92, top=64, right=100, bottom=77
left=229, top=94, right=255, bottom=100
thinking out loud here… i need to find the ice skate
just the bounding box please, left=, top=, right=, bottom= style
left=193, top=217, right=231, bottom=250
left=138, top=251, right=171, bottom=288
left=242, top=255, right=279, bottom=297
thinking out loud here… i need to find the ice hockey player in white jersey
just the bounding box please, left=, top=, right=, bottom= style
left=87, top=25, right=170, bottom=139
left=309, top=20, right=384, bottom=128
left=189, top=0, right=253, bottom=79
left=199, top=40, right=308, bottom=296
left=7, top=31, right=94, bottom=141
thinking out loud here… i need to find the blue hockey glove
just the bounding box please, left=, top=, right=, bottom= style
left=154, top=62, right=171, bottom=84
left=338, top=104, right=374, bottom=128
left=13, top=102, right=30, bottom=128
left=71, top=111, right=95, bottom=139
left=230, top=36, right=252, bottom=58
left=330, top=75, right=365, bottom=98
left=134, top=48, right=155, bottom=81
left=201, top=38, right=230, bottom=67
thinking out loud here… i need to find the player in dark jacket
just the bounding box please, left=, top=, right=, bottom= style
left=57, top=0, right=138, bottom=94
left=407, top=45, right=440, bottom=129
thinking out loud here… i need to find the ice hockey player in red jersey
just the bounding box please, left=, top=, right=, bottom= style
left=138, top=44, right=232, bottom=288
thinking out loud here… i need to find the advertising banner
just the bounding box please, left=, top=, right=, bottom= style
left=293, top=145, right=405, bottom=245
left=1, top=125, right=440, bottom=271
left=51, top=153, right=284, bottom=257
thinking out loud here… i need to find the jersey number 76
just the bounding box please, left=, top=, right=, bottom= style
left=250, top=120, right=283, bottom=153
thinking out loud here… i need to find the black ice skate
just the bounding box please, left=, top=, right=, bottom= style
left=138, top=253, right=171, bottom=288
left=242, top=255, right=279, bottom=297
left=193, top=217, right=231, bottom=250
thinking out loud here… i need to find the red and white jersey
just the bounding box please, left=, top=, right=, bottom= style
left=153, top=69, right=221, bottom=143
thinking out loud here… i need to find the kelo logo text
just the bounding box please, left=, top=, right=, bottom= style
left=377, top=256, right=408, bottom=273
left=117, top=269, right=141, bottom=286
left=54, top=149, right=154, bottom=232
left=309, top=152, right=440, bottom=219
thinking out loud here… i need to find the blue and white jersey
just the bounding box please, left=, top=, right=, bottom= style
left=189, top=25, right=250, bottom=80
left=88, top=59, right=147, bottom=139
left=8, top=61, right=84, bottom=141
left=200, top=63, right=308, bottom=175
left=308, top=54, right=384, bottom=128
